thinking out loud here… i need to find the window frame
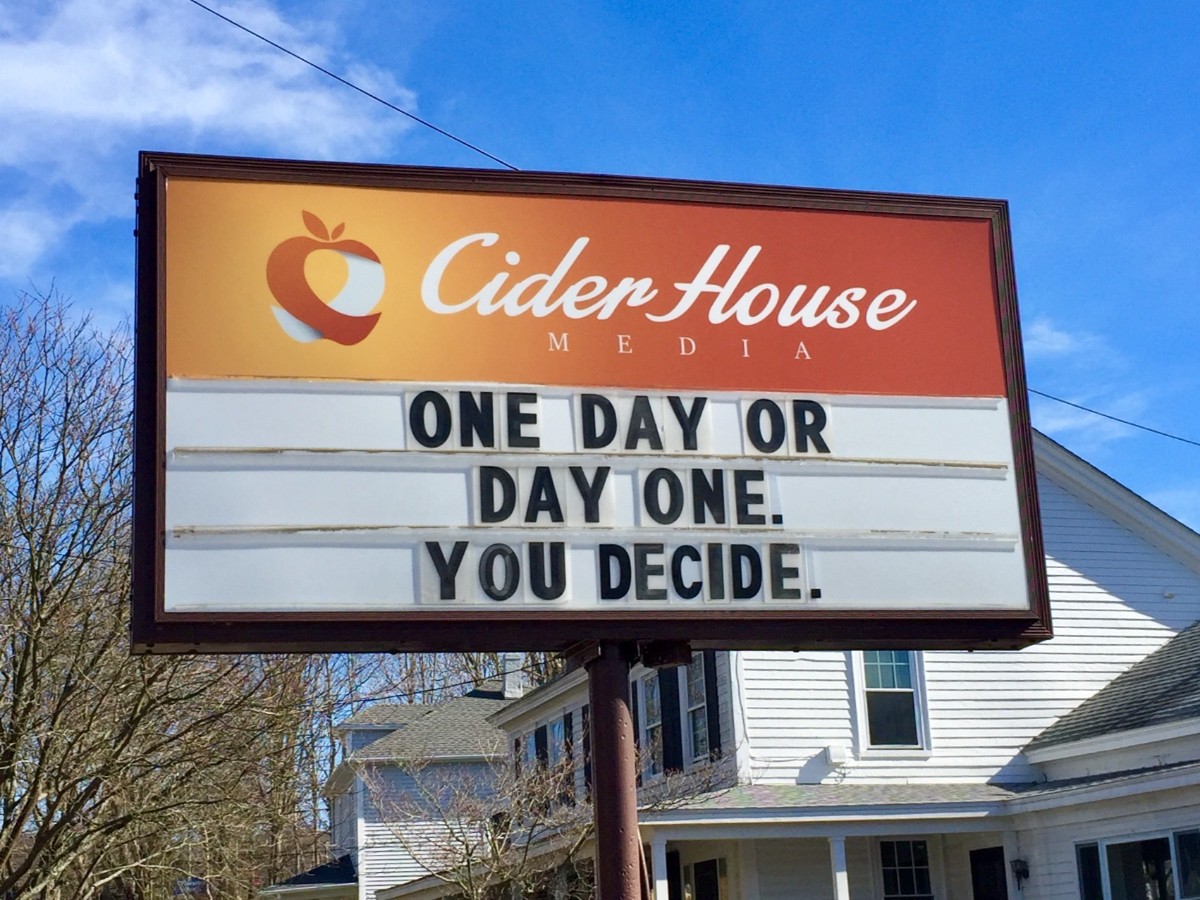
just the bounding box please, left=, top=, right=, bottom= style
left=547, top=717, right=567, bottom=767
left=876, top=838, right=935, bottom=900
left=640, top=671, right=665, bottom=778
left=521, top=729, right=539, bottom=769
left=633, top=654, right=717, bottom=780
left=1076, top=829, right=1200, bottom=900
left=1176, top=828, right=1200, bottom=899
left=852, top=650, right=931, bottom=756
left=513, top=712, right=579, bottom=805
left=682, top=857, right=727, bottom=900
left=684, top=652, right=710, bottom=764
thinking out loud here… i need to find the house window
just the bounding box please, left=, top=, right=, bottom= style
left=642, top=673, right=664, bottom=777
left=684, top=858, right=725, bottom=900
left=1177, top=830, right=1200, bottom=899
left=631, top=653, right=720, bottom=778
left=582, top=705, right=592, bottom=798
left=880, top=840, right=934, bottom=900
left=1076, top=831, right=1200, bottom=900
left=522, top=730, right=538, bottom=770
left=548, top=718, right=566, bottom=767
left=685, top=652, right=709, bottom=763
left=542, top=714, right=576, bottom=805
left=862, top=650, right=923, bottom=748
left=1107, top=838, right=1172, bottom=900
left=1077, top=843, right=1104, bottom=900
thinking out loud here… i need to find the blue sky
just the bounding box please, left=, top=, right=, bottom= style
left=3, top=0, right=1198, bottom=527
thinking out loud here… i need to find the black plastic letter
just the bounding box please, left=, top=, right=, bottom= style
left=479, top=467, right=517, bottom=523
left=598, top=545, right=631, bottom=600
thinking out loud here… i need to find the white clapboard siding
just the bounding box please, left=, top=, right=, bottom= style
left=755, top=838, right=837, bottom=900
left=845, top=837, right=877, bottom=900
left=361, top=821, right=449, bottom=900
left=736, top=470, right=1200, bottom=785
left=364, top=764, right=496, bottom=823
left=1011, top=792, right=1200, bottom=900
left=738, top=650, right=854, bottom=783
left=716, top=651, right=735, bottom=762
left=359, top=763, right=495, bottom=899
left=330, top=790, right=358, bottom=859
left=749, top=836, right=876, bottom=900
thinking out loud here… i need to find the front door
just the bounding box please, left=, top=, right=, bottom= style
left=693, top=859, right=720, bottom=900
left=970, top=846, right=1008, bottom=900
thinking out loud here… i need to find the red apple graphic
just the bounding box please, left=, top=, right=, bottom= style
left=266, top=211, right=384, bottom=345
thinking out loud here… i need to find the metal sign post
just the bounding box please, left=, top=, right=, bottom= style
left=586, top=642, right=642, bottom=900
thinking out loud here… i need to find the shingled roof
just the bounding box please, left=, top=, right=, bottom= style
left=646, top=761, right=1200, bottom=822
left=337, top=703, right=429, bottom=729
left=1027, top=619, right=1200, bottom=751
left=348, top=681, right=514, bottom=762
left=274, top=854, right=356, bottom=886
left=662, top=781, right=1021, bottom=812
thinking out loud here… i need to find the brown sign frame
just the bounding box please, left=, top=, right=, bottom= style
left=132, top=151, right=1051, bottom=653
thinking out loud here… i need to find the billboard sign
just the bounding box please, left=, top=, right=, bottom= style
left=133, top=153, right=1050, bottom=652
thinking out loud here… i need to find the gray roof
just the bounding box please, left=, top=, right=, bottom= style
left=660, top=782, right=1021, bottom=814
left=648, top=763, right=1200, bottom=820
left=275, top=854, right=356, bottom=887
left=338, top=703, right=429, bottom=729
left=1011, top=760, right=1200, bottom=799
left=348, top=682, right=515, bottom=761
left=1027, top=619, right=1200, bottom=751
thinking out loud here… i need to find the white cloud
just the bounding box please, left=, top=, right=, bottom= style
left=1028, top=389, right=1146, bottom=451
left=0, top=0, right=415, bottom=278
left=0, top=205, right=77, bottom=279
left=1023, top=316, right=1105, bottom=360
left=1023, top=314, right=1152, bottom=452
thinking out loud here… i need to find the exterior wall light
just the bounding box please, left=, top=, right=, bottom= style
left=1010, top=858, right=1030, bottom=889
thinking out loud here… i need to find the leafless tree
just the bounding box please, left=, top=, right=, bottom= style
left=0, top=291, right=328, bottom=898
left=362, top=752, right=592, bottom=900
left=0, top=289, right=574, bottom=899
left=362, top=719, right=729, bottom=900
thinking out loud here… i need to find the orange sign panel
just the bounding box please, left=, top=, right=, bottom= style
left=164, top=176, right=1005, bottom=396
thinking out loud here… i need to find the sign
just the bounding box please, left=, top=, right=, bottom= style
left=133, top=152, right=1050, bottom=652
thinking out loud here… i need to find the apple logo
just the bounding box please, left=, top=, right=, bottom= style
left=266, top=211, right=384, bottom=345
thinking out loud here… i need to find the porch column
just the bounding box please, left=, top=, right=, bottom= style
left=1003, top=830, right=1021, bottom=900
left=651, top=833, right=669, bottom=900
left=829, top=836, right=851, bottom=900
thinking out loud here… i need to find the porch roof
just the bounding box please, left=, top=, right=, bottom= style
left=643, top=761, right=1200, bottom=830
left=258, top=854, right=357, bottom=898
left=1026, top=618, right=1200, bottom=751
left=653, top=781, right=1021, bottom=813
left=638, top=782, right=1020, bottom=835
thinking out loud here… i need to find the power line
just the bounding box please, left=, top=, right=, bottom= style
left=170, top=8, right=1193, bottom=453
left=345, top=661, right=554, bottom=707
left=182, top=0, right=520, bottom=172
left=1029, top=388, right=1200, bottom=449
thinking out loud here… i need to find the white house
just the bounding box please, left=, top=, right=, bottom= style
left=265, top=432, right=1200, bottom=900
left=261, top=672, right=526, bottom=900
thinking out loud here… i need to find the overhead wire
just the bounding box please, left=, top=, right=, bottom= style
left=13, top=5, right=1195, bottom=702
left=182, top=0, right=520, bottom=171
left=172, top=9, right=1199, bottom=448
left=341, top=659, right=556, bottom=707
left=1029, top=388, right=1200, bottom=449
